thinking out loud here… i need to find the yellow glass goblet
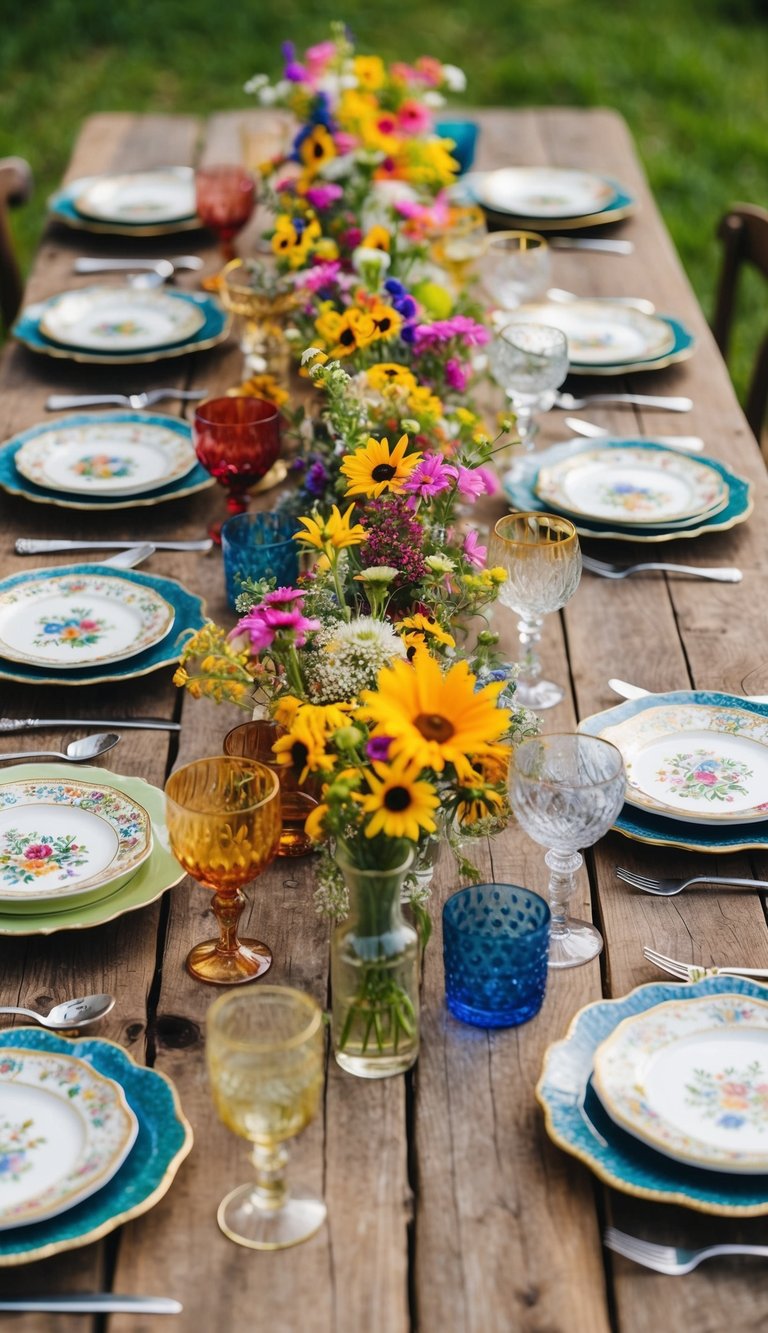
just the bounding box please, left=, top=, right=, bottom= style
left=207, top=986, right=326, bottom=1249
left=165, top=757, right=281, bottom=985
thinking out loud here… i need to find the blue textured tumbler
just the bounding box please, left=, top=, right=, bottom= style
left=435, top=119, right=479, bottom=176
left=221, top=512, right=299, bottom=609
left=443, top=883, right=550, bottom=1027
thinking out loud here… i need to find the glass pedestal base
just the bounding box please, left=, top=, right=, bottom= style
left=548, top=918, right=603, bottom=970
left=218, top=1182, right=326, bottom=1250
left=186, top=937, right=272, bottom=985
left=515, top=677, right=565, bottom=710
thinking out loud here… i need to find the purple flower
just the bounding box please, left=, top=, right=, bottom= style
left=463, top=529, right=487, bottom=568
left=403, top=453, right=456, bottom=500
left=366, top=735, right=393, bottom=763
left=361, top=495, right=427, bottom=591
left=413, top=316, right=490, bottom=350
left=445, top=357, right=468, bottom=391
left=232, top=609, right=275, bottom=653
left=306, top=460, right=329, bottom=495
left=305, top=183, right=344, bottom=210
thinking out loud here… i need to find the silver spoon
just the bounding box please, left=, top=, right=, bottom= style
left=0, top=993, right=115, bottom=1029
left=0, top=733, right=120, bottom=763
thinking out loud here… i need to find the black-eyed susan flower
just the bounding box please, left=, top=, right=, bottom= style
left=294, top=504, right=367, bottom=554
left=398, top=613, right=455, bottom=659
left=361, top=756, right=439, bottom=841
left=340, top=434, right=422, bottom=499
left=366, top=363, right=417, bottom=393
left=298, top=124, right=337, bottom=177
left=272, top=717, right=332, bottom=783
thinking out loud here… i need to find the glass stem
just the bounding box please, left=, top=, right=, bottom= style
left=516, top=615, right=544, bottom=690
left=211, top=887, right=246, bottom=956
left=510, top=403, right=536, bottom=452
left=225, top=488, right=250, bottom=517
left=250, top=1142, right=289, bottom=1212
left=544, top=848, right=583, bottom=938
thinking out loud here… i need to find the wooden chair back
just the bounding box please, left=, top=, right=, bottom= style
left=0, top=156, right=33, bottom=330
left=712, top=203, right=768, bottom=444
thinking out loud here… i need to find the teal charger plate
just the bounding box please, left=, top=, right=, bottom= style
left=12, top=290, right=230, bottom=365
left=470, top=174, right=636, bottom=231
left=0, top=1028, right=193, bottom=1264
left=567, top=314, right=695, bottom=376
left=537, top=974, right=768, bottom=1215
left=502, top=438, right=752, bottom=543
left=0, top=412, right=214, bottom=511
left=48, top=172, right=202, bottom=238
left=579, top=690, right=768, bottom=852
left=0, top=563, right=205, bottom=686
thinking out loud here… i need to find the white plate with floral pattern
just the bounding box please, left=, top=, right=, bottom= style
left=0, top=572, right=175, bottom=669
left=593, top=993, right=768, bottom=1173
left=590, top=700, right=768, bottom=824
left=474, top=167, right=617, bottom=219
left=501, top=300, right=676, bottom=367
left=15, top=418, right=197, bottom=497
left=38, top=287, right=205, bottom=353
left=74, top=168, right=196, bottom=225
left=0, top=1048, right=138, bottom=1227
left=0, top=776, right=152, bottom=904
left=534, top=446, right=729, bottom=527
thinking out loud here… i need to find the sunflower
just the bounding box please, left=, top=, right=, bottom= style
left=359, top=653, right=508, bottom=778
left=362, top=224, right=391, bottom=253
left=314, top=305, right=378, bottom=358
left=294, top=504, right=367, bottom=554
left=398, top=614, right=455, bottom=660
left=366, top=363, right=416, bottom=393
left=298, top=124, right=337, bottom=177
left=341, top=434, right=422, bottom=499
left=455, top=784, right=505, bottom=828
left=272, top=717, right=332, bottom=783
left=362, top=757, right=439, bottom=841
left=368, top=300, right=402, bottom=341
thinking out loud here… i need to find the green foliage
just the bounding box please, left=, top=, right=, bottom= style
left=1, top=0, right=766, bottom=398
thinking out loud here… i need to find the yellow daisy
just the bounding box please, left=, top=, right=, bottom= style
left=362, top=757, right=439, bottom=842
left=362, top=224, right=391, bottom=253
left=294, top=503, right=367, bottom=554
left=366, top=363, right=417, bottom=393
left=299, top=125, right=337, bottom=177
left=340, top=434, right=422, bottom=499
left=398, top=614, right=456, bottom=659
left=272, top=718, right=332, bottom=783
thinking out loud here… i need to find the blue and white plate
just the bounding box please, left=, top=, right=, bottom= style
left=0, top=563, right=205, bottom=686
left=467, top=167, right=635, bottom=230
left=48, top=169, right=202, bottom=237
left=502, top=439, right=752, bottom=543
left=537, top=974, right=768, bottom=1216
left=0, top=1028, right=192, bottom=1265
left=0, top=412, right=213, bottom=510
left=12, top=290, right=230, bottom=365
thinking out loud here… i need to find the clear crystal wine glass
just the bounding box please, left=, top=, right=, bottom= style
left=509, top=734, right=625, bottom=969
left=488, top=322, right=568, bottom=461
left=480, top=230, right=551, bottom=310
left=489, top=512, right=581, bottom=710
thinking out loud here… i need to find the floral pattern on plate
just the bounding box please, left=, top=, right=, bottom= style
left=38, top=286, right=205, bottom=354
left=0, top=830, right=90, bottom=888
left=502, top=301, right=675, bottom=367
left=534, top=446, right=728, bottom=526
left=593, top=994, right=768, bottom=1172
left=0, top=1049, right=137, bottom=1229
left=33, top=609, right=113, bottom=650
left=15, top=415, right=197, bottom=498
left=656, top=749, right=755, bottom=805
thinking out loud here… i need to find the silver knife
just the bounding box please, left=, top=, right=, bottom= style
left=548, top=237, right=634, bottom=254
left=0, top=716, right=181, bottom=732
left=608, top=678, right=768, bottom=705
left=75, top=256, right=204, bottom=273
left=0, top=1294, right=182, bottom=1314
left=564, top=417, right=705, bottom=453
left=16, top=539, right=213, bottom=554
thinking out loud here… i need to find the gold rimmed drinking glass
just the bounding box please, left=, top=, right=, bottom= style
left=429, top=203, right=487, bottom=291
left=480, top=230, right=551, bottom=310
left=489, top=512, right=581, bottom=710
left=207, top=986, right=326, bottom=1249
left=165, top=757, right=281, bottom=985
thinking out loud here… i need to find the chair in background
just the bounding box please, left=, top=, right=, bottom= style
left=712, top=203, right=768, bottom=447
left=0, top=156, right=33, bottom=331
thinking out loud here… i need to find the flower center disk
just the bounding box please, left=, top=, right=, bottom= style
left=414, top=713, right=455, bottom=743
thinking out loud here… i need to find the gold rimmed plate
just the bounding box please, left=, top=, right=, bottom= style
left=534, top=446, right=729, bottom=527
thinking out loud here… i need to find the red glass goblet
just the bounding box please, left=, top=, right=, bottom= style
left=195, top=165, right=256, bottom=262
left=193, top=396, right=281, bottom=543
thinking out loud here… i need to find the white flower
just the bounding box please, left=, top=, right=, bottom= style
left=352, top=246, right=391, bottom=275
left=425, top=554, right=456, bottom=574
left=258, top=86, right=279, bottom=106
left=333, top=617, right=406, bottom=657
left=244, top=73, right=269, bottom=94
left=301, top=346, right=324, bottom=366
left=442, top=65, right=467, bottom=92
left=320, top=153, right=356, bottom=181
left=357, top=566, right=399, bottom=584
left=423, top=91, right=446, bottom=108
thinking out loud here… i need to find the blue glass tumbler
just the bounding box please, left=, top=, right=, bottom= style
left=435, top=119, right=479, bottom=176
left=221, top=512, right=299, bottom=609
left=442, top=883, right=550, bottom=1027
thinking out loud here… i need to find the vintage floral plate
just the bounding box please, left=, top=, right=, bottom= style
left=0, top=565, right=204, bottom=687
left=503, top=440, right=752, bottom=543
left=580, top=692, right=768, bottom=826
left=48, top=169, right=202, bottom=236
left=15, top=415, right=197, bottom=497
left=537, top=974, right=768, bottom=1215
left=593, top=993, right=768, bottom=1173
left=0, top=765, right=184, bottom=934
left=0, top=775, right=152, bottom=905
left=502, top=299, right=675, bottom=367
left=0, top=570, right=175, bottom=670
left=0, top=1029, right=192, bottom=1265
left=469, top=167, right=635, bottom=229
left=0, top=412, right=213, bottom=511
left=74, top=168, right=196, bottom=225
left=12, top=290, right=229, bottom=365
left=38, top=287, right=205, bottom=354
left=534, top=446, right=728, bottom=527
left=0, top=1049, right=137, bottom=1228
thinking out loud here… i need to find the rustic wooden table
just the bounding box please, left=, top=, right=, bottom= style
left=0, top=107, right=766, bottom=1333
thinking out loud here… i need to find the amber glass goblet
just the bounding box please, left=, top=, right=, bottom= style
left=192, top=396, right=281, bottom=543
left=429, top=204, right=487, bottom=291
left=224, top=720, right=318, bottom=858
left=165, top=757, right=281, bottom=985
left=195, top=164, right=256, bottom=262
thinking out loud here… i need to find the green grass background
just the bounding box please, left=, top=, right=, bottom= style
left=1, top=0, right=766, bottom=399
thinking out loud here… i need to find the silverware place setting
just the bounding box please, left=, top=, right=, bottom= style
left=0, top=732, right=119, bottom=765
left=617, top=866, right=768, bottom=896
left=565, top=415, right=705, bottom=452
left=548, top=237, right=635, bottom=254
left=0, top=992, right=115, bottom=1029
left=0, top=1294, right=182, bottom=1315
left=643, top=946, right=768, bottom=981
left=45, top=388, right=209, bottom=411
left=554, top=390, right=693, bottom=411
left=16, top=537, right=213, bottom=554
left=607, top=678, right=768, bottom=705
left=582, top=554, right=742, bottom=583
left=604, top=1227, right=768, bottom=1275
left=0, top=715, right=181, bottom=733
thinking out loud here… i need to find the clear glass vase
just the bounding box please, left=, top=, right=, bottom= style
left=330, top=845, right=420, bottom=1079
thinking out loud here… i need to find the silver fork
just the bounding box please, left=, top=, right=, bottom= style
left=617, top=867, right=768, bottom=896
left=642, top=946, right=768, bottom=981
left=604, top=1227, right=768, bottom=1274
left=45, top=388, right=208, bottom=411
left=554, top=391, right=693, bottom=411
left=582, top=555, right=742, bottom=583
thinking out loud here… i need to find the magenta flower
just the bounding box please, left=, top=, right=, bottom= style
left=366, top=735, right=394, bottom=763
left=297, top=260, right=342, bottom=293
left=24, top=844, right=53, bottom=860
left=232, top=610, right=275, bottom=653
left=305, top=40, right=336, bottom=74
left=260, top=587, right=308, bottom=606
left=413, top=316, right=490, bottom=350
left=334, top=132, right=357, bottom=155
left=403, top=453, right=456, bottom=500
left=463, top=529, right=487, bottom=569
left=475, top=465, right=498, bottom=496
left=445, top=357, right=468, bottom=391
left=397, top=100, right=431, bottom=135
left=261, top=607, right=321, bottom=646
left=305, top=183, right=344, bottom=211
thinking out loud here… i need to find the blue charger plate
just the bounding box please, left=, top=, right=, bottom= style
left=502, top=438, right=752, bottom=542
left=537, top=974, right=768, bottom=1215
left=567, top=314, right=695, bottom=375
left=0, top=562, right=205, bottom=686
left=12, top=290, right=230, bottom=365
left=0, top=411, right=214, bottom=510
left=0, top=1028, right=192, bottom=1265
left=468, top=173, right=636, bottom=230
left=48, top=171, right=202, bottom=238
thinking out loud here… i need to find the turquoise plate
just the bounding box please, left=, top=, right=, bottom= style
left=579, top=690, right=768, bottom=852
left=468, top=174, right=636, bottom=231
left=568, top=315, right=695, bottom=376
left=0, top=412, right=213, bottom=511
left=537, top=974, right=768, bottom=1215
left=502, top=439, right=752, bottom=543
left=48, top=172, right=202, bottom=237
left=0, top=1028, right=192, bottom=1265
left=12, top=291, right=230, bottom=366
left=0, top=563, right=205, bottom=686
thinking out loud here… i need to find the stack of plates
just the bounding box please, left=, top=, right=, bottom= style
left=497, top=300, right=694, bottom=375
left=0, top=763, right=185, bottom=935
left=0, top=412, right=213, bottom=510
left=48, top=167, right=199, bottom=236
left=538, top=974, right=768, bottom=1216
left=0, top=1026, right=192, bottom=1265
left=467, top=166, right=635, bottom=230
left=579, top=690, right=768, bottom=853
left=0, top=563, right=205, bottom=686
left=503, top=438, right=752, bottom=543
left=12, top=286, right=230, bottom=365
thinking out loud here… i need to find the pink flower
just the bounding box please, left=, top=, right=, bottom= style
left=463, top=529, right=487, bottom=568
left=413, top=316, right=490, bottom=350
left=377, top=114, right=398, bottom=136
left=452, top=466, right=485, bottom=500
left=296, top=261, right=342, bottom=293
left=305, top=41, right=336, bottom=74
left=397, top=100, right=431, bottom=135
left=232, top=610, right=275, bottom=653
left=403, top=453, right=456, bottom=499
left=79, top=619, right=99, bottom=631
left=694, top=770, right=717, bottom=785
left=261, top=607, right=321, bottom=646
left=391, top=61, right=417, bottom=84
left=260, top=587, right=308, bottom=606
left=395, top=194, right=450, bottom=228
left=415, top=56, right=443, bottom=86
left=475, top=465, right=498, bottom=496
left=305, top=183, right=344, bottom=210
left=24, top=844, right=53, bottom=860
left=333, top=132, right=357, bottom=155
left=444, top=357, right=467, bottom=391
